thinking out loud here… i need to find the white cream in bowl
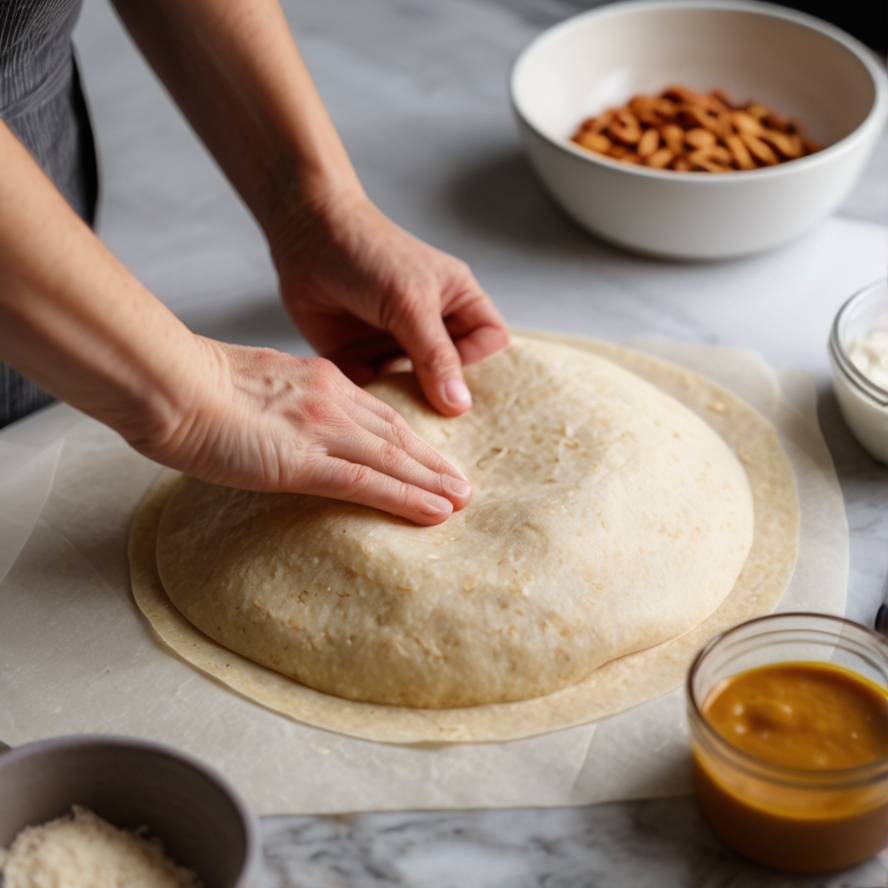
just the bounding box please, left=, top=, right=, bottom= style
left=829, top=280, right=888, bottom=463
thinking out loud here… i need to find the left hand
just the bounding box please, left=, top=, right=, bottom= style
left=271, top=189, right=510, bottom=417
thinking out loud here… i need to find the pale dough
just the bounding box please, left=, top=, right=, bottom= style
left=129, top=335, right=799, bottom=743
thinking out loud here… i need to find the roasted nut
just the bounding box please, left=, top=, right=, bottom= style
left=661, top=123, right=685, bottom=155
left=731, top=110, right=764, bottom=135
left=688, top=149, right=732, bottom=172
left=586, top=109, right=615, bottom=133
left=763, top=111, right=792, bottom=133
left=662, top=85, right=713, bottom=108
left=645, top=147, right=674, bottom=169
left=608, top=110, right=643, bottom=144
left=576, top=131, right=611, bottom=153
left=739, top=131, right=779, bottom=165
left=685, top=127, right=717, bottom=149
left=653, top=98, right=679, bottom=119
left=677, top=105, right=715, bottom=131
left=759, top=129, right=803, bottom=159
left=571, top=86, right=818, bottom=173
left=608, top=143, right=633, bottom=159
left=724, top=134, right=756, bottom=170
left=636, top=109, right=666, bottom=127
left=629, top=95, right=656, bottom=118
left=637, top=128, right=661, bottom=157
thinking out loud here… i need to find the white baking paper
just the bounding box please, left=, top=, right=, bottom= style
left=0, top=343, right=847, bottom=814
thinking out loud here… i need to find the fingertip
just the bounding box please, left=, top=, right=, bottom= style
left=416, top=492, right=454, bottom=525
left=441, top=378, right=472, bottom=414
left=443, top=378, right=472, bottom=407
left=442, top=474, right=472, bottom=507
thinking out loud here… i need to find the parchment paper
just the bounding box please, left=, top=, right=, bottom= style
left=0, top=342, right=847, bottom=815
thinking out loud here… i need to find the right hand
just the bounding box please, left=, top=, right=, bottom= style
left=271, top=192, right=510, bottom=419
left=129, top=337, right=472, bottom=526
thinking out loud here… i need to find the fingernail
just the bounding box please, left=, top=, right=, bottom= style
left=443, top=476, right=472, bottom=498
left=443, top=378, right=472, bottom=408
left=420, top=494, right=453, bottom=516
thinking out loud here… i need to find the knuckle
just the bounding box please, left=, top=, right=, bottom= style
left=300, top=394, right=334, bottom=425
left=420, top=339, right=459, bottom=377
left=372, top=398, right=401, bottom=426
left=450, top=257, right=473, bottom=280
left=378, top=440, right=403, bottom=473
left=380, top=288, right=421, bottom=330
left=307, top=357, right=341, bottom=391
left=400, top=485, right=418, bottom=513
left=343, top=462, right=375, bottom=497
left=389, top=419, right=414, bottom=451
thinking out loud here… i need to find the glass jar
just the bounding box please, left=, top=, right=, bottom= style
left=687, top=612, right=888, bottom=873
left=828, top=278, right=888, bottom=463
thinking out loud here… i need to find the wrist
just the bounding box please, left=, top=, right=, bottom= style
left=264, top=171, right=367, bottom=275
left=113, top=334, right=227, bottom=467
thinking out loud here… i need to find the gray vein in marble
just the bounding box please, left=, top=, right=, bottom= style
left=261, top=802, right=887, bottom=888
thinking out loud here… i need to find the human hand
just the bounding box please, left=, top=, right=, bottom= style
left=132, top=337, right=472, bottom=526
left=270, top=190, right=510, bottom=417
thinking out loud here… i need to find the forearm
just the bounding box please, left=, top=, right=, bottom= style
left=110, top=0, right=361, bottom=248
left=0, top=122, right=469, bottom=523
left=0, top=122, right=201, bottom=448
left=109, top=0, right=510, bottom=423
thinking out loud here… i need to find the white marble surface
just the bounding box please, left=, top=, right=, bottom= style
left=68, top=0, right=888, bottom=884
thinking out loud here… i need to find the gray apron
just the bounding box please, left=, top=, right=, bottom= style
left=0, top=0, right=98, bottom=427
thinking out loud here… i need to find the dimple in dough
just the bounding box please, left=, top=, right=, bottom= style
left=151, top=338, right=755, bottom=709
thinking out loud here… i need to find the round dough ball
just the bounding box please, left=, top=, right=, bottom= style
left=155, top=339, right=754, bottom=708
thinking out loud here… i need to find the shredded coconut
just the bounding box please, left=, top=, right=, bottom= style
left=0, top=806, right=202, bottom=888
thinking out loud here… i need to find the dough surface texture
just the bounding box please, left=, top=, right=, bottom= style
left=154, top=338, right=754, bottom=709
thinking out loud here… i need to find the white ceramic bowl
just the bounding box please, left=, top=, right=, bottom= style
left=510, top=0, right=888, bottom=260
left=829, top=279, right=888, bottom=464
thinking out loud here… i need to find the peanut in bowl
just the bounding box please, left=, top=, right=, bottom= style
left=509, top=0, right=888, bottom=260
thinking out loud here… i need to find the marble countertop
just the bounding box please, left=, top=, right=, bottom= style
left=69, top=0, right=888, bottom=884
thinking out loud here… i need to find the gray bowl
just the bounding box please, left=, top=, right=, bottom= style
left=0, top=735, right=259, bottom=887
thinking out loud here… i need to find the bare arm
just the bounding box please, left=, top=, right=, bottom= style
left=0, top=0, right=510, bottom=523
left=109, top=0, right=510, bottom=414
left=109, top=0, right=357, bottom=242
left=0, top=122, right=469, bottom=524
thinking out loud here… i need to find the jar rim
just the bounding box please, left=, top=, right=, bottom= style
left=829, top=279, right=888, bottom=408
left=687, top=612, right=888, bottom=788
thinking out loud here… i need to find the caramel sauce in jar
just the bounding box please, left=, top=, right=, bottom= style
left=687, top=616, right=888, bottom=873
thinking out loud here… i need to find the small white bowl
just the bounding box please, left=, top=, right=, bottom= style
left=829, top=279, right=888, bottom=464
left=510, top=0, right=888, bottom=260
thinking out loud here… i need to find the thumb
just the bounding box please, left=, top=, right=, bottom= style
left=390, top=309, right=472, bottom=417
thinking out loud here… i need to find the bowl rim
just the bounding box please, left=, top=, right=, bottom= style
left=510, top=0, right=888, bottom=183
left=829, top=279, right=888, bottom=408
left=686, top=612, right=888, bottom=789
left=0, top=733, right=261, bottom=885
